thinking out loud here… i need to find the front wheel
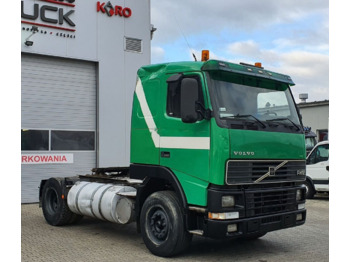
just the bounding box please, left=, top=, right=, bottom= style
left=140, top=191, right=192, bottom=257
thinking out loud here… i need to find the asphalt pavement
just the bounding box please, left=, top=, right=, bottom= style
left=21, top=196, right=329, bottom=262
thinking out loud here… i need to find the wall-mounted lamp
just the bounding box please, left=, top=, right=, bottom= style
left=25, top=26, right=39, bottom=46
left=150, top=24, right=157, bottom=40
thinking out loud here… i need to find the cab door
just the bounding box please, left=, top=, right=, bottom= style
left=306, top=142, right=329, bottom=191
left=158, top=73, right=210, bottom=181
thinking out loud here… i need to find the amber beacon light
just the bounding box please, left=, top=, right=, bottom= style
left=201, top=50, right=210, bottom=61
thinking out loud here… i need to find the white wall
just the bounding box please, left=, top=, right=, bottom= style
left=21, top=0, right=151, bottom=167
left=298, top=102, right=329, bottom=140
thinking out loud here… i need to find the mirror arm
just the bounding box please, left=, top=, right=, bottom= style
left=195, top=101, right=212, bottom=120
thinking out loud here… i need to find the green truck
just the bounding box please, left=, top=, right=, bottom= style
left=39, top=59, right=307, bottom=257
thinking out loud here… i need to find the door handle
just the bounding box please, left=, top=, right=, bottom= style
left=161, top=151, right=170, bottom=158
left=326, top=166, right=329, bottom=171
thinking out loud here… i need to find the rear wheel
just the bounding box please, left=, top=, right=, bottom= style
left=140, top=191, right=192, bottom=257
left=42, top=178, right=82, bottom=226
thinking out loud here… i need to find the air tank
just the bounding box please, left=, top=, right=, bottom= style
left=67, top=181, right=136, bottom=224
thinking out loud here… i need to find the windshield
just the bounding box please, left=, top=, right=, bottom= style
left=206, top=71, right=302, bottom=133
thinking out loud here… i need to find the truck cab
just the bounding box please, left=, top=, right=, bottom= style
left=130, top=60, right=306, bottom=247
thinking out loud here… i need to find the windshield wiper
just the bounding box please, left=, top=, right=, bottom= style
left=223, top=114, right=266, bottom=128
left=266, top=117, right=300, bottom=131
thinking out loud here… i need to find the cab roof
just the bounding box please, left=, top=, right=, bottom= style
left=138, top=60, right=295, bottom=86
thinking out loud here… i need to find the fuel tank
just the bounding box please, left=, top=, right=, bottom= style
left=67, top=181, right=136, bottom=224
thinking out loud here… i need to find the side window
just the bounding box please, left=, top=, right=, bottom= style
left=166, top=75, right=203, bottom=118
left=166, top=80, right=181, bottom=117
left=308, top=144, right=329, bottom=164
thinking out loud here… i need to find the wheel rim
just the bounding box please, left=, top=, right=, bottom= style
left=45, top=188, right=59, bottom=215
left=147, top=207, right=169, bottom=244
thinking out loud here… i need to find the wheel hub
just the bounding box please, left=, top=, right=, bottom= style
left=46, top=188, right=59, bottom=214
left=150, top=210, right=168, bottom=240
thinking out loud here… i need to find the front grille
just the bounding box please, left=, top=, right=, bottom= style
left=226, top=160, right=305, bottom=185
left=246, top=188, right=296, bottom=217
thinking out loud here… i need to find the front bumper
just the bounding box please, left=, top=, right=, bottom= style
left=204, top=209, right=306, bottom=239
left=200, top=184, right=306, bottom=239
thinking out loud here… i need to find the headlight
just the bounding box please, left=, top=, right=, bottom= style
left=208, top=211, right=239, bottom=220
left=222, top=196, right=235, bottom=207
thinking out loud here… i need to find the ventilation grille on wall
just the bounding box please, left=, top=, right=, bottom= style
left=125, top=37, right=142, bottom=53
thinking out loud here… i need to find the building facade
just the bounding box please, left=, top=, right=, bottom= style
left=298, top=100, right=329, bottom=142
left=21, top=0, right=151, bottom=203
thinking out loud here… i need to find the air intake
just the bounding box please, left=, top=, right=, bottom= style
left=125, top=37, right=142, bottom=53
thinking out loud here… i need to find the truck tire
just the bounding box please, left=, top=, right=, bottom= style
left=140, top=191, right=192, bottom=257
left=303, top=180, right=315, bottom=199
left=42, top=178, right=82, bottom=226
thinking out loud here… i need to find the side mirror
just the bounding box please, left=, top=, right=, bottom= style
left=180, top=78, right=199, bottom=123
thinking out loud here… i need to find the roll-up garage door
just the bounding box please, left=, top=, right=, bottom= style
left=21, top=53, right=97, bottom=203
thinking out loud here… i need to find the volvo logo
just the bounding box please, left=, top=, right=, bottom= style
left=254, top=160, right=289, bottom=183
